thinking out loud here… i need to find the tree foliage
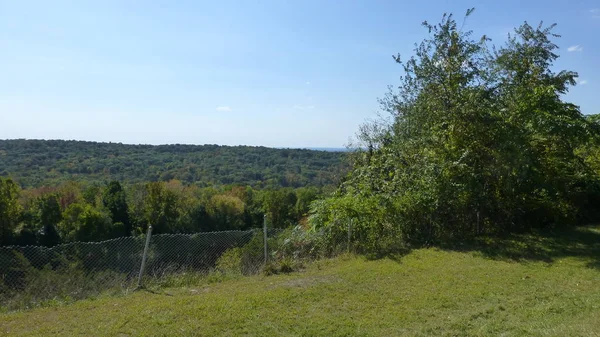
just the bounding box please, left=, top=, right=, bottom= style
left=0, top=178, right=22, bottom=245
left=0, top=178, right=327, bottom=246
left=0, top=140, right=347, bottom=189
left=60, top=202, right=114, bottom=242
left=311, top=10, right=600, bottom=248
left=102, top=181, right=131, bottom=236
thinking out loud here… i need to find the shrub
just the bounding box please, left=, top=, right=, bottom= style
left=215, top=247, right=243, bottom=276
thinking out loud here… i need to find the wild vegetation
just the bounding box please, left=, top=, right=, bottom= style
left=311, top=10, right=600, bottom=253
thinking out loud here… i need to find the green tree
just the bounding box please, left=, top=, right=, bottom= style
left=143, top=182, right=179, bottom=234
left=312, top=10, right=598, bottom=248
left=102, top=181, right=131, bottom=236
left=126, top=183, right=147, bottom=234
left=60, top=203, right=113, bottom=242
left=262, top=189, right=298, bottom=228
left=294, top=187, right=320, bottom=219
left=206, top=194, right=246, bottom=230
left=0, top=178, right=22, bottom=245
left=492, top=22, right=593, bottom=228
left=37, top=194, right=62, bottom=246
left=82, top=183, right=102, bottom=205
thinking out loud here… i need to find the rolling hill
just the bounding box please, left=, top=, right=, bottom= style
left=0, top=139, right=348, bottom=188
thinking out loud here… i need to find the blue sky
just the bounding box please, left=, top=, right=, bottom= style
left=1, top=0, right=598, bottom=148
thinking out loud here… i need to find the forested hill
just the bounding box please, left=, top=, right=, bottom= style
left=0, top=139, right=348, bottom=188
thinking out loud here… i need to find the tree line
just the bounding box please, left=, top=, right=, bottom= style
left=0, top=178, right=327, bottom=247
left=0, top=140, right=348, bottom=188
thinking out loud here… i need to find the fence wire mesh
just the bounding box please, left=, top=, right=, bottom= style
left=0, top=222, right=353, bottom=311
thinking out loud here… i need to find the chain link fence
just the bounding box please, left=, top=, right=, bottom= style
left=0, top=220, right=354, bottom=312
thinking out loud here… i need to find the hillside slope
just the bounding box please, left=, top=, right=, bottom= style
left=0, top=139, right=348, bottom=188
left=2, top=226, right=599, bottom=336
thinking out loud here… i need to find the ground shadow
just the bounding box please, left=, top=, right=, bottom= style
left=439, top=225, right=600, bottom=270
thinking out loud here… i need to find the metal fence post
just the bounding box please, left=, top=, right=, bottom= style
left=348, top=219, right=352, bottom=253
left=263, top=214, right=268, bottom=265
left=137, top=225, right=153, bottom=288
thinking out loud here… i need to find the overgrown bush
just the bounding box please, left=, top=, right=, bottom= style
left=272, top=226, right=328, bottom=260
left=310, top=10, right=600, bottom=251
left=309, top=195, right=405, bottom=256
left=215, top=247, right=243, bottom=276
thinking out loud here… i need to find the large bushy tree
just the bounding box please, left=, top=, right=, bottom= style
left=59, top=202, right=113, bottom=242
left=311, top=10, right=598, bottom=248
left=102, top=181, right=131, bottom=236
left=143, top=182, right=180, bottom=234
left=37, top=194, right=63, bottom=246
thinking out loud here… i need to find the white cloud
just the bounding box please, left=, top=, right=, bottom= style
left=580, top=80, right=588, bottom=85
left=293, top=105, right=315, bottom=110
left=306, top=81, right=311, bottom=85
left=567, top=45, right=583, bottom=52
left=216, top=106, right=232, bottom=112
left=589, top=8, right=600, bottom=18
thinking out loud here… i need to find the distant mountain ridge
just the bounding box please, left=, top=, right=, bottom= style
left=0, top=139, right=348, bottom=188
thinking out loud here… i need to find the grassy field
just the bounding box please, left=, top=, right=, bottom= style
left=1, top=226, right=599, bottom=336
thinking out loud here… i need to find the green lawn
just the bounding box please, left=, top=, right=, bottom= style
left=1, top=226, right=600, bottom=336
